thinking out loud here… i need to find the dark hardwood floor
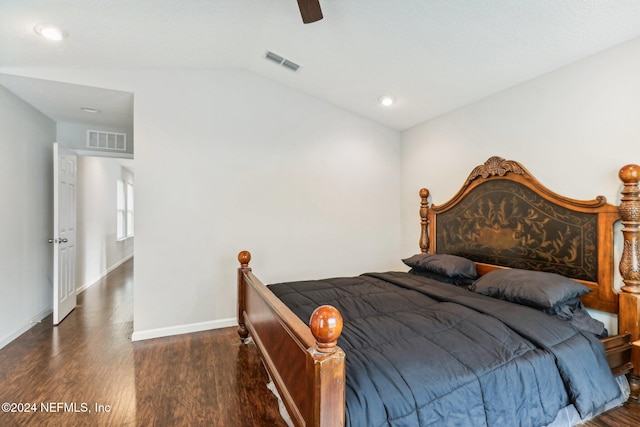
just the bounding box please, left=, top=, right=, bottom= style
left=1, top=258, right=639, bottom=426
left=0, top=259, right=285, bottom=427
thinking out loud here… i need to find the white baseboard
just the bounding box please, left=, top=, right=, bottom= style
left=131, top=317, right=237, bottom=342
left=0, top=307, right=52, bottom=350
left=77, top=254, right=133, bottom=294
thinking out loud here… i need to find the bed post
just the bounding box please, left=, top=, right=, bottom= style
left=237, top=250, right=251, bottom=341
left=419, top=188, right=430, bottom=253
left=236, top=251, right=346, bottom=425
left=309, top=305, right=346, bottom=427
left=618, top=165, right=640, bottom=394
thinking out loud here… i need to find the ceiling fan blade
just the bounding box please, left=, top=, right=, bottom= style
left=296, top=0, right=323, bottom=24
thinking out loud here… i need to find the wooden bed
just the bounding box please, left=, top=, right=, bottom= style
left=236, top=156, right=640, bottom=427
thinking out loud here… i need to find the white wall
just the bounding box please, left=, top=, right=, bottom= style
left=76, top=156, right=134, bottom=292
left=0, top=68, right=402, bottom=340
left=132, top=70, right=401, bottom=338
left=0, top=85, right=56, bottom=349
left=400, top=36, right=640, bottom=333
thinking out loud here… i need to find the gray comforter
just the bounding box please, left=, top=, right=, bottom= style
left=269, top=271, right=621, bottom=427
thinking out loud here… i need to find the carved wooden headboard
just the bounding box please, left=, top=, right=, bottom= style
left=419, top=156, right=620, bottom=313
left=419, top=156, right=640, bottom=379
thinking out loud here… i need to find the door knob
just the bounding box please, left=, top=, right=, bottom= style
left=48, top=238, right=69, bottom=243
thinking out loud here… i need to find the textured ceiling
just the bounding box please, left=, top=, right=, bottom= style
left=2, top=0, right=640, bottom=131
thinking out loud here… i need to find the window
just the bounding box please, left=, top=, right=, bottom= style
left=126, top=182, right=134, bottom=238
left=117, top=179, right=134, bottom=240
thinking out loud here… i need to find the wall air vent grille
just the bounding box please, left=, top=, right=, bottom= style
left=265, top=50, right=301, bottom=72
left=87, top=130, right=127, bottom=151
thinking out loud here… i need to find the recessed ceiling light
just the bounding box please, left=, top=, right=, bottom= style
left=34, top=24, right=68, bottom=41
left=378, top=95, right=396, bottom=107
left=80, top=107, right=101, bottom=114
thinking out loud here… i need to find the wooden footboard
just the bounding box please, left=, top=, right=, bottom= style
left=237, top=251, right=346, bottom=427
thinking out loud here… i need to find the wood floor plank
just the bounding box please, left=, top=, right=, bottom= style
left=0, top=258, right=637, bottom=426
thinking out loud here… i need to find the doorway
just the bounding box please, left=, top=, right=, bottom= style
left=74, top=155, right=134, bottom=295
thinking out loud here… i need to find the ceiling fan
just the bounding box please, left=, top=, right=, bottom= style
left=296, top=0, right=323, bottom=23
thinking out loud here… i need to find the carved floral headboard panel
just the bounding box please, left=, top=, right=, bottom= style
left=421, top=156, right=620, bottom=313
left=434, top=179, right=598, bottom=282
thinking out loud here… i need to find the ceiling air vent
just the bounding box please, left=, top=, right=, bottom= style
left=265, top=50, right=301, bottom=72
left=281, top=59, right=300, bottom=72
left=87, top=130, right=127, bottom=151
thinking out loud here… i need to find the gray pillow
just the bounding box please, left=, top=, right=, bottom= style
left=402, top=254, right=477, bottom=280
left=469, top=269, right=590, bottom=310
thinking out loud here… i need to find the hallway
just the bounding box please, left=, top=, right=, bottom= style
left=0, top=259, right=285, bottom=426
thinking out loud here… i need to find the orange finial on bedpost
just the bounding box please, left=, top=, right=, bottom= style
left=238, top=250, right=251, bottom=269
left=419, top=188, right=431, bottom=253
left=309, top=305, right=343, bottom=354
left=618, top=165, right=640, bottom=383
left=237, top=251, right=252, bottom=341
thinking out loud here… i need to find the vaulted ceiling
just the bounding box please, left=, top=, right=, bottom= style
left=2, top=0, right=640, bottom=131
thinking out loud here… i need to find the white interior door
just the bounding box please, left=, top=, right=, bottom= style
left=53, top=143, right=77, bottom=325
